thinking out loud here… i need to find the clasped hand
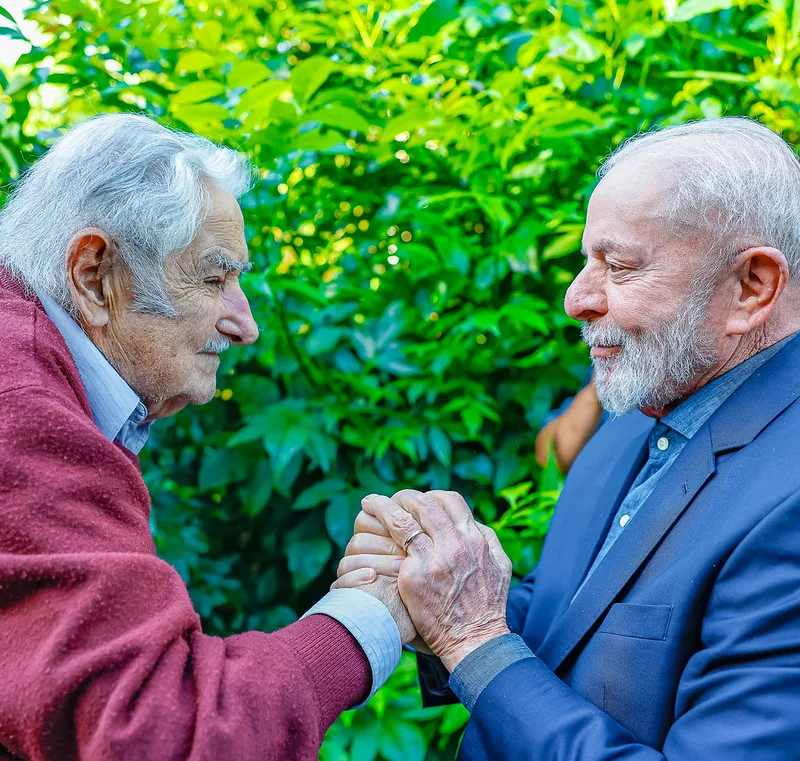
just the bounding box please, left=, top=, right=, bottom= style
left=333, top=489, right=512, bottom=672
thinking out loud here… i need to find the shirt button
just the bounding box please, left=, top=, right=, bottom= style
left=656, top=436, right=670, bottom=451
left=619, top=514, right=631, bottom=528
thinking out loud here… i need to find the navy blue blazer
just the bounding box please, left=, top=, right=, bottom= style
left=424, top=335, right=800, bottom=760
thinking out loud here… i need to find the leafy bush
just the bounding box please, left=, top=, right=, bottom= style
left=2, top=0, right=798, bottom=757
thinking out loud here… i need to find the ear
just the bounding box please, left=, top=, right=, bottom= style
left=65, top=228, right=122, bottom=329
left=725, top=246, right=789, bottom=336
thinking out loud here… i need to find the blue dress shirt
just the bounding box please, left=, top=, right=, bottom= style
left=450, top=333, right=796, bottom=712
left=36, top=293, right=151, bottom=453
left=38, top=291, right=402, bottom=701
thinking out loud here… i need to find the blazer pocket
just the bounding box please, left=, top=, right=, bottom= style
left=597, top=603, right=673, bottom=641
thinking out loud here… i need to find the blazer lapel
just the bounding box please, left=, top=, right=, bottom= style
left=549, top=423, right=652, bottom=624
left=536, top=426, right=716, bottom=672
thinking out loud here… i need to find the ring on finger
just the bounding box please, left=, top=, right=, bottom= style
left=403, top=529, right=427, bottom=551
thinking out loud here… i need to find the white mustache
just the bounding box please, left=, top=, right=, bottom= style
left=199, top=338, right=232, bottom=354
left=581, top=321, right=630, bottom=348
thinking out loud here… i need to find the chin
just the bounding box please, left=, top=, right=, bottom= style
left=192, top=385, right=218, bottom=405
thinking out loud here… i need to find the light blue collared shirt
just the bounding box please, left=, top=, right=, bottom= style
left=450, top=333, right=798, bottom=712
left=37, top=293, right=151, bottom=454
left=38, top=291, right=401, bottom=702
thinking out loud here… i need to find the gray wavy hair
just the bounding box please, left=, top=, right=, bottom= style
left=0, top=113, right=254, bottom=315
left=598, top=117, right=800, bottom=278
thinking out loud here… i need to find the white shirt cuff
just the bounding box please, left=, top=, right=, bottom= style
left=302, top=588, right=402, bottom=703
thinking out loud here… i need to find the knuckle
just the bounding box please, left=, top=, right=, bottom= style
left=391, top=510, right=417, bottom=533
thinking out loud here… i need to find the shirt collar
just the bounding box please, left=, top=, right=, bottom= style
left=36, top=293, right=151, bottom=454
left=662, top=332, right=798, bottom=440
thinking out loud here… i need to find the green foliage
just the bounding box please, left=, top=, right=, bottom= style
left=2, top=0, right=799, bottom=756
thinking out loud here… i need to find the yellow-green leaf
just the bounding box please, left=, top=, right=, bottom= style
left=290, top=56, right=334, bottom=106
left=234, top=79, right=290, bottom=118
left=194, top=19, right=223, bottom=50
left=172, top=102, right=230, bottom=125
left=176, top=50, right=216, bottom=73
left=170, top=80, right=225, bottom=108
left=228, top=60, right=271, bottom=89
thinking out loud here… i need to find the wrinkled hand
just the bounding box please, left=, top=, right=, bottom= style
left=336, top=509, right=433, bottom=654
left=362, top=489, right=512, bottom=672
left=330, top=536, right=416, bottom=644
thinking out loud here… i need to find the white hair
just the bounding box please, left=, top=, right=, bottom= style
left=0, top=113, right=254, bottom=315
left=598, top=117, right=800, bottom=277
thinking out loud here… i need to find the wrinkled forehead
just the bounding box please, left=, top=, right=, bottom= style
left=166, top=186, right=250, bottom=274
left=584, top=156, right=711, bottom=266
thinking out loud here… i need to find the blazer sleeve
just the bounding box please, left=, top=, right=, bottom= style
left=0, top=385, right=371, bottom=761
left=417, top=569, right=537, bottom=707
left=460, top=491, right=800, bottom=760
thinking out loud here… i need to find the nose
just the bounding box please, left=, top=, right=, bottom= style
left=216, top=281, right=259, bottom=346
left=564, top=260, right=608, bottom=323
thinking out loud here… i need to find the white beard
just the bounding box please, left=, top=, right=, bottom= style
left=582, top=283, right=719, bottom=416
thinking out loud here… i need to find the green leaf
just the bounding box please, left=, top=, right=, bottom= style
left=542, top=228, right=582, bottom=260
left=294, top=478, right=348, bottom=510
left=306, top=326, right=341, bottom=356
left=238, top=460, right=273, bottom=516
left=195, top=19, right=223, bottom=50
left=285, top=520, right=333, bottom=590
left=304, top=104, right=371, bottom=134
left=663, top=70, right=750, bottom=83
left=228, top=60, right=271, bottom=89
left=176, top=50, right=217, bottom=73
left=198, top=448, right=249, bottom=490
left=172, top=102, right=230, bottom=125
left=671, top=0, right=735, bottom=22
left=428, top=427, right=452, bottom=467
left=349, top=720, right=379, bottom=761
left=325, top=492, right=361, bottom=547
left=407, top=0, right=459, bottom=42
left=234, top=79, right=291, bottom=118
left=291, top=56, right=334, bottom=106
left=170, top=80, right=225, bottom=107
left=0, top=142, right=18, bottom=178
left=378, top=721, right=426, bottom=761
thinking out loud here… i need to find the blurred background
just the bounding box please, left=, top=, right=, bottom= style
left=1, top=0, right=797, bottom=757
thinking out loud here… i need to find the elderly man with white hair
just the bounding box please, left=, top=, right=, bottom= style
left=338, top=117, right=800, bottom=760
left=0, top=114, right=416, bottom=761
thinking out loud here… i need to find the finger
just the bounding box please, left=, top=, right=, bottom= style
left=353, top=510, right=391, bottom=537
left=345, top=532, right=402, bottom=556
left=426, top=490, right=476, bottom=532
left=330, top=567, right=376, bottom=590
left=390, top=489, right=453, bottom=540
left=337, top=553, right=403, bottom=578
left=361, top=494, right=433, bottom=553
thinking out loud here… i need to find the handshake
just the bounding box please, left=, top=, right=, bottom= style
left=332, top=489, right=513, bottom=672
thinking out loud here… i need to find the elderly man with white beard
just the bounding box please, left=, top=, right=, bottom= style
left=335, top=117, right=800, bottom=760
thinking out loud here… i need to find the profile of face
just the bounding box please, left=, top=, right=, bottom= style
left=67, top=182, right=259, bottom=420
left=564, top=157, right=741, bottom=417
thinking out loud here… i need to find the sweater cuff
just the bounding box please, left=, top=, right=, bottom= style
left=303, top=588, right=402, bottom=704
left=448, top=633, right=535, bottom=712
left=274, top=614, right=371, bottom=726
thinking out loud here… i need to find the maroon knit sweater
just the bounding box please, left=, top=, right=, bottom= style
left=0, top=271, right=370, bottom=761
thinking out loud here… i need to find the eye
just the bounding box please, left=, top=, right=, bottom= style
left=204, top=277, right=225, bottom=290
left=607, top=262, right=625, bottom=275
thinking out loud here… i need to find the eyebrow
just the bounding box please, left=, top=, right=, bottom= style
left=580, top=237, right=640, bottom=258
left=208, top=250, right=254, bottom=273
